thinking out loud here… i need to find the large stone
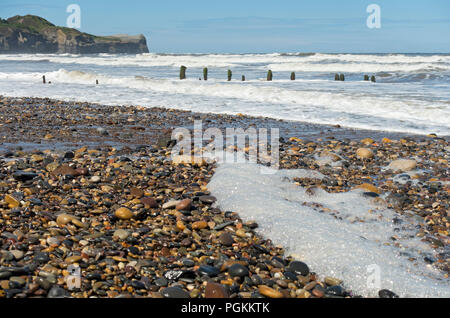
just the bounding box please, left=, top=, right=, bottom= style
left=56, top=214, right=74, bottom=226
left=115, top=207, right=133, bottom=220
left=387, top=159, right=417, bottom=172
left=176, top=199, right=192, bottom=211
left=356, top=148, right=374, bottom=159
left=287, top=261, right=310, bottom=276
left=228, top=264, right=249, bottom=278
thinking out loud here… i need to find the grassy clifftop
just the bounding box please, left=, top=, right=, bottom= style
left=0, top=15, right=149, bottom=53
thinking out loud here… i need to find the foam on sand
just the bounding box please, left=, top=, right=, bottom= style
left=207, top=157, right=450, bottom=298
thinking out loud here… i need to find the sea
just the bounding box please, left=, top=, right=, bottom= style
left=0, top=52, right=449, bottom=136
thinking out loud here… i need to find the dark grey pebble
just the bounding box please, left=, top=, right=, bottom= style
left=131, top=280, right=146, bottom=290
left=287, top=261, right=310, bottom=276
left=250, top=274, right=263, bottom=285
left=86, top=273, right=102, bottom=281
left=36, top=277, right=52, bottom=290
left=214, top=221, right=235, bottom=231
left=378, top=289, right=399, bottom=298
left=326, top=285, right=345, bottom=297
left=199, top=195, right=217, bottom=204
left=182, top=258, right=195, bottom=267
left=154, top=277, right=168, bottom=287
left=13, top=171, right=37, bottom=181
left=34, top=252, right=50, bottom=263
left=228, top=264, right=249, bottom=278
left=198, top=265, right=220, bottom=277
left=161, top=286, right=190, bottom=298
left=283, top=271, right=298, bottom=281
left=47, top=286, right=70, bottom=298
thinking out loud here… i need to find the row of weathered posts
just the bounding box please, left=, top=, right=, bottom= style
left=335, top=73, right=376, bottom=82
left=179, top=66, right=376, bottom=82
left=41, top=69, right=377, bottom=84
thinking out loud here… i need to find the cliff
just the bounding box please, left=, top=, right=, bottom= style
left=0, top=15, right=149, bottom=54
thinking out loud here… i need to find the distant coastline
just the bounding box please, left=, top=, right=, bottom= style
left=0, top=15, right=149, bottom=54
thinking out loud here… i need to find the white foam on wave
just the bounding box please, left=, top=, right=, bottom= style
left=207, top=156, right=450, bottom=298
left=1, top=53, right=449, bottom=73
left=0, top=68, right=449, bottom=135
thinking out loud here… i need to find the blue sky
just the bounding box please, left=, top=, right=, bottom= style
left=1, top=0, right=449, bottom=53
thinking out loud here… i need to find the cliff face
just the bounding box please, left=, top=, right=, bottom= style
left=0, top=15, right=149, bottom=54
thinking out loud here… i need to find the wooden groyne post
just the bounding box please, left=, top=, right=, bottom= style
left=180, top=66, right=187, bottom=80
left=203, top=68, right=208, bottom=81
left=42, top=75, right=46, bottom=84
left=291, top=72, right=296, bottom=81
left=228, top=70, right=232, bottom=81
left=267, top=70, right=273, bottom=81
left=242, top=75, right=246, bottom=81
left=371, top=76, right=376, bottom=83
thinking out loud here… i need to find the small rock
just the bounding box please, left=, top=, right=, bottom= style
left=9, top=276, right=26, bottom=287
left=90, top=176, right=101, bottom=183
left=287, top=261, right=310, bottom=276
left=65, top=256, right=82, bottom=264
left=141, top=197, right=158, bottom=208
left=312, top=285, right=326, bottom=298
left=113, top=229, right=130, bottom=240
left=356, top=148, right=374, bottom=159
left=115, top=207, right=133, bottom=220
left=10, top=250, right=24, bottom=260
left=199, top=195, right=217, bottom=204
left=228, top=264, right=249, bottom=278
left=13, top=171, right=37, bottom=181
left=205, top=282, right=229, bottom=298
left=192, top=221, right=208, bottom=230
left=56, top=214, right=74, bottom=226
left=379, top=289, right=399, bottom=298
left=47, top=286, right=70, bottom=298
left=354, top=183, right=381, bottom=194
left=387, top=159, right=417, bottom=172
left=218, top=232, right=234, bottom=246
left=162, top=200, right=179, bottom=209
left=258, top=285, right=283, bottom=298
left=5, top=194, right=20, bottom=208
left=161, top=286, right=190, bottom=298
left=324, top=277, right=342, bottom=286
left=198, top=265, right=220, bottom=277
left=130, top=187, right=144, bottom=198
left=176, top=199, right=192, bottom=211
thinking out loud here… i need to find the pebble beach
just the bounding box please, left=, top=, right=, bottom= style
left=0, top=96, right=449, bottom=299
